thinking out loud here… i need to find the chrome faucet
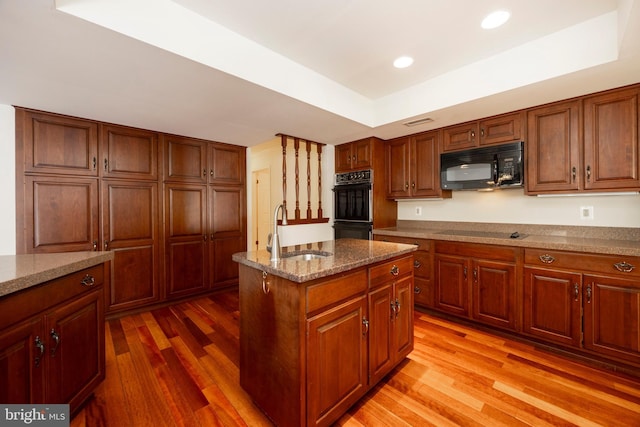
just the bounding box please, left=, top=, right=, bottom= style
left=266, top=204, right=288, bottom=262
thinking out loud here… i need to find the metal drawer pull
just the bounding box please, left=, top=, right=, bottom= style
left=34, top=336, right=44, bottom=367
left=362, top=317, right=369, bottom=336
left=390, top=265, right=399, bottom=276
left=414, top=286, right=422, bottom=294
left=613, top=261, right=635, bottom=273
left=414, top=260, right=422, bottom=268
left=539, top=254, right=555, bottom=264
left=573, top=283, right=579, bottom=301
left=81, top=274, right=95, bottom=287
left=50, top=329, right=60, bottom=357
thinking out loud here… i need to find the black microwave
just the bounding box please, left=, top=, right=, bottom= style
left=440, top=141, right=524, bottom=190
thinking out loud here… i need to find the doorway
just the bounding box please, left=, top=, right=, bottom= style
left=251, top=168, right=271, bottom=251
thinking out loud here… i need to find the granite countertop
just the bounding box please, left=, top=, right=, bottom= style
left=232, top=238, right=417, bottom=283
left=0, top=251, right=114, bottom=298
left=374, top=221, right=640, bottom=257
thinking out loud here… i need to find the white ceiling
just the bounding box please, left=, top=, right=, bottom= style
left=1, top=0, right=639, bottom=147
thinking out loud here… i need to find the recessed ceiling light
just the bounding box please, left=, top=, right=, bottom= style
left=393, top=56, right=414, bottom=69
left=481, top=10, right=510, bottom=29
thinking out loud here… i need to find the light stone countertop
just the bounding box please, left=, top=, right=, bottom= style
left=374, top=221, right=640, bottom=257
left=0, top=251, right=114, bottom=298
left=232, top=238, right=417, bottom=283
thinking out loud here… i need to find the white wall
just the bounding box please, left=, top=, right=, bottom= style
left=397, top=188, right=640, bottom=227
left=0, top=105, right=16, bottom=255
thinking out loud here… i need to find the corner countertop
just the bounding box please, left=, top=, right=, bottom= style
left=232, top=238, right=417, bottom=283
left=373, top=221, right=640, bottom=257
left=0, top=251, right=114, bottom=298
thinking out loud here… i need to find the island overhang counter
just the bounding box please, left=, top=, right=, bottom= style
left=232, top=238, right=417, bottom=427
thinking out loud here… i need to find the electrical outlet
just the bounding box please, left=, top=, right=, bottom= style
left=580, top=206, right=594, bottom=220
left=415, top=206, right=422, bottom=216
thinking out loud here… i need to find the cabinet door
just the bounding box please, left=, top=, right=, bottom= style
left=25, top=176, right=99, bottom=253
left=307, top=296, right=367, bottom=427
left=523, top=267, right=582, bottom=347
left=210, top=236, right=245, bottom=289
left=442, top=121, right=478, bottom=152
left=526, top=100, right=581, bottom=193
left=165, top=184, right=208, bottom=298
left=0, top=317, right=44, bottom=404
left=392, top=275, right=414, bottom=362
left=45, top=290, right=104, bottom=410
left=479, top=112, right=524, bottom=146
left=19, top=109, right=98, bottom=176
left=102, top=180, right=160, bottom=311
left=352, top=138, right=372, bottom=170
left=100, top=124, right=158, bottom=180
left=434, top=254, right=469, bottom=317
left=385, top=137, right=411, bottom=198
left=209, top=143, right=246, bottom=185
left=335, top=143, right=353, bottom=172
left=472, top=259, right=516, bottom=331
left=209, top=186, right=244, bottom=238
left=583, top=87, right=640, bottom=190
left=368, top=284, right=393, bottom=385
left=164, top=135, right=208, bottom=183
left=411, top=131, right=440, bottom=197
left=583, top=274, right=640, bottom=363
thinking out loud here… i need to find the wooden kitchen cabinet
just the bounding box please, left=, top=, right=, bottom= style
left=374, top=235, right=434, bottom=308
left=0, top=264, right=105, bottom=414
left=524, top=248, right=640, bottom=365
left=209, top=143, right=245, bottom=184
left=100, top=124, right=158, bottom=180
left=239, top=253, right=414, bottom=427
left=442, top=111, right=524, bottom=152
left=385, top=130, right=450, bottom=199
left=434, top=241, right=519, bottom=331
left=335, top=137, right=374, bottom=172
left=163, top=135, right=208, bottom=183
left=102, top=180, right=161, bottom=311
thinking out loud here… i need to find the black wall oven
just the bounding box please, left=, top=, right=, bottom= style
left=333, top=170, right=373, bottom=240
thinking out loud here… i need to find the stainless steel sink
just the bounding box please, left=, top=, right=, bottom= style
left=281, top=251, right=332, bottom=261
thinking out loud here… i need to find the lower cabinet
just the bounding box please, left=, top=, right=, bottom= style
left=524, top=249, right=640, bottom=365
left=0, top=264, right=106, bottom=414
left=434, top=241, right=519, bottom=331
left=239, top=254, right=414, bottom=427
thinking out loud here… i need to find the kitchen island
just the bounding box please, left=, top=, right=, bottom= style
left=232, top=238, right=417, bottom=427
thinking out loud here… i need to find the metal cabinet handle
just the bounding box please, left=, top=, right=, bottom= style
left=210, top=169, right=214, bottom=177
left=104, top=240, right=109, bottom=251
left=395, top=299, right=401, bottom=317
left=473, top=268, right=478, bottom=281
left=50, top=329, right=60, bottom=357
left=390, top=265, right=399, bottom=276
left=405, top=182, right=409, bottom=190
left=414, top=286, right=422, bottom=294
left=411, top=182, right=415, bottom=188
left=81, top=274, right=95, bottom=287
left=539, top=254, right=555, bottom=264
left=573, top=283, right=579, bottom=301
left=586, top=165, right=591, bottom=182
left=34, top=336, right=44, bottom=367
left=586, top=284, right=592, bottom=303
left=614, top=261, right=635, bottom=273
left=414, top=260, right=422, bottom=269
left=261, top=271, right=270, bottom=295
left=470, top=130, right=475, bottom=139
left=463, top=266, right=467, bottom=279
left=362, top=317, right=369, bottom=336
left=390, top=302, right=397, bottom=319
left=572, top=166, right=576, bottom=182
left=93, top=240, right=97, bottom=251
left=203, top=169, right=207, bottom=177
left=93, top=157, right=97, bottom=170
left=104, top=158, right=108, bottom=171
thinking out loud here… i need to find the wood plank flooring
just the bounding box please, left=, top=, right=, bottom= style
left=71, top=290, right=640, bottom=426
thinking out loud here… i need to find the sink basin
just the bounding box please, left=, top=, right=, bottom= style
left=282, top=251, right=332, bottom=261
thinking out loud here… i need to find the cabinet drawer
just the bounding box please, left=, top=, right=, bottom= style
left=306, top=269, right=367, bottom=314
left=0, top=265, right=105, bottom=328
left=435, top=240, right=517, bottom=262
left=369, top=256, right=413, bottom=289
left=413, top=251, right=431, bottom=279
left=376, top=235, right=430, bottom=251
left=525, top=249, right=640, bottom=277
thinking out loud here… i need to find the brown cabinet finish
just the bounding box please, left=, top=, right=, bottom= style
left=583, top=86, right=640, bottom=190
left=17, top=108, right=99, bottom=176
left=100, top=124, right=158, bottom=180
left=335, top=138, right=372, bottom=172
left=0, top=264, right=105, bottom=414
left=209, top=143, right=246, bottom=184
left=386, top=131, right=450, bottom=199
left=163, top=135, right=208, bottom=183
left=24, top=176, right=99, bottom=253
left=526, top=100, right=581, bottom=193
left=442, top=112, right=524, bottom=152
left=102, top=180, right=160, bottom=311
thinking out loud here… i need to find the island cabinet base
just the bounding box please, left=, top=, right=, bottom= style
left=238, top=254, right=414, bottom=427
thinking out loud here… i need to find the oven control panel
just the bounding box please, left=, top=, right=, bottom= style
left=335, top=169, right=372, bottom=185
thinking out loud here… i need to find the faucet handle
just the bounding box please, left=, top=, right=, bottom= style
left=266, top=233, right=273, bottom=252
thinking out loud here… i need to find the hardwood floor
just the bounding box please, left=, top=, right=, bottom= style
left=71, top=290, right=640, bottom=427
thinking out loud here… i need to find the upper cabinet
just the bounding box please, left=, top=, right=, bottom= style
left=527, top=84, right=640, bottom=195
left=442, top=111, right=525, bottom=152
left=100, top=124, right=158, bottom=180
left=335, top=137, right=373, bottom=172
left=386, top=131, right=451, bottom=199
left=17, top=109, right=99, bottom=177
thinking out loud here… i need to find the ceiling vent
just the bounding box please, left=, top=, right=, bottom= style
left=403, top=117, right=434, bottom=127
